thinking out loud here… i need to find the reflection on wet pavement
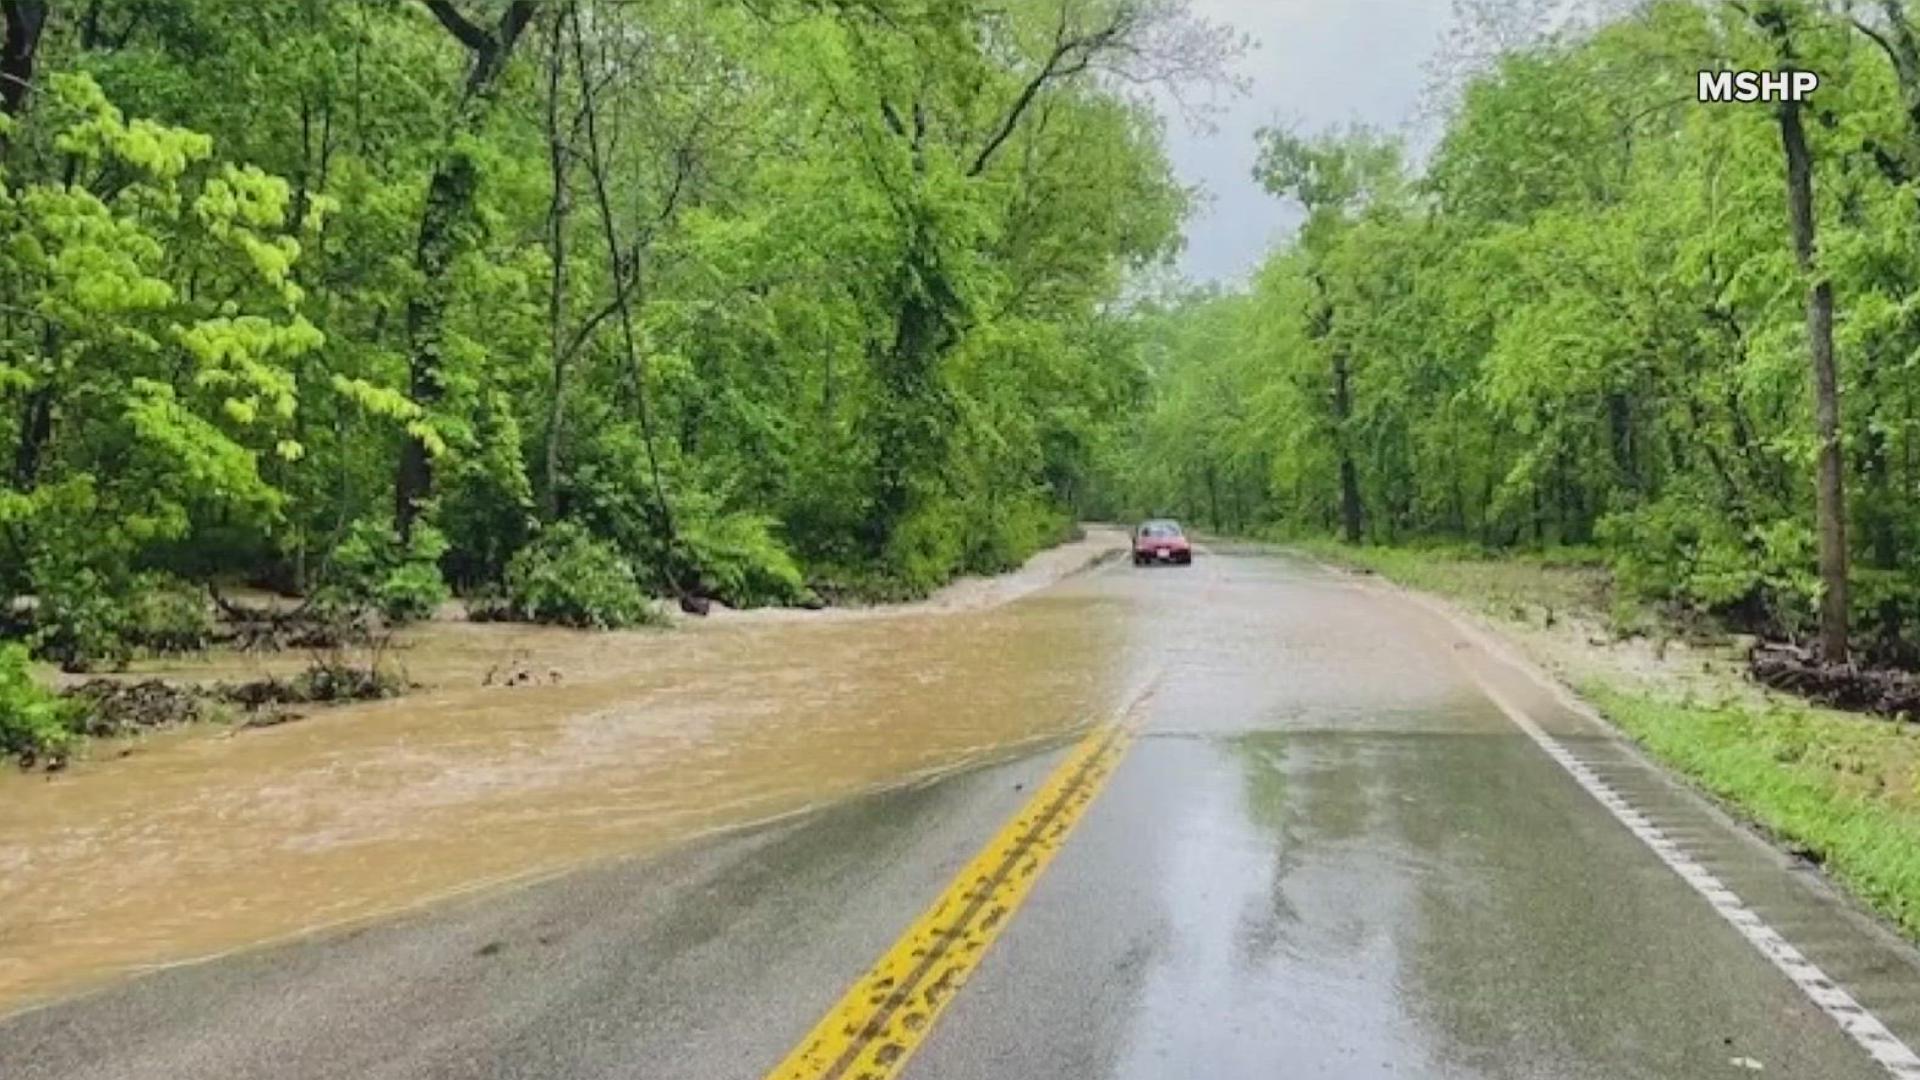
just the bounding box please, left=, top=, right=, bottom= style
left=1085, top=551, right=1890, bottom=1080
left=0, top=580, right=1133, bottom=1012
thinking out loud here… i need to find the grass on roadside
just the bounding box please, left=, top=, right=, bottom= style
left=1299, top=538, right=1920, bottom=940
left=1587, top=684, right=1920, bottom=938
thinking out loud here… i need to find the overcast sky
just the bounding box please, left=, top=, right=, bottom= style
left=1165, top=0, right=1459, bottom=283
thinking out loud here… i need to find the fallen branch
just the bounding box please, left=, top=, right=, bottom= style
left=1749, top=642, right=1920, bottom=719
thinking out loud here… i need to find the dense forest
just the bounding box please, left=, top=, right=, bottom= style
left=0, top=0, right=1230, bottom=682
left=1126, top=0, right=1920, bottom=669
left=11, top=0, right=1920, bottom=760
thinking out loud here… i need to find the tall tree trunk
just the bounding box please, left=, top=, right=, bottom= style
left=11, top=309, right=59, bottom=490
left=0, top=1, right=46, bottom=155
left=540, top=4, right=573, bottom=522
left=1606, top=390, right=1638, bottom=492
left=11, top=382, right=50, bottom=488
left=870, top=276, right=954, bottom=552
left=1203, top=462, right=1222, bottom=532
left=1780, top=86, right=1851, bottom=662
left=2, top=2, right=50, bottom=484
left=395, top=0, right=536, bottom=538
left=566, top=0, right=683, bottom=593
left=869, top=98, right=959, bottom=554
left=1331, top=349, right=1363, bottom=544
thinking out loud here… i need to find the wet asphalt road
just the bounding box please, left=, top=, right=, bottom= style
left=7, top=547, right=1920, bottom=1079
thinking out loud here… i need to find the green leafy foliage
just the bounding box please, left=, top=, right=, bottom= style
left=0, top=644, right=79, bottom=764
left=27, top=558, right=134, bottom=674
left=503, top=523, right=655, bottom=629
left=123, top=574, right=216, bottom=655
left=317, top=520, right=451, bottom=626
left=676, top=509, right=813, bottom=609
left=1120, top=1, right=1920, bottom=664
left=0, top=0, right=1208, bottom=657
left=880, top=498, right=971, bottom=599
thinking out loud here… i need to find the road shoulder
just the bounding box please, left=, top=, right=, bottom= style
left=1301, top=543, right=1920, bottom=986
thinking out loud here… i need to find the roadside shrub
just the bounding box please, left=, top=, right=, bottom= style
left=807, top=494, right=1076, bottom=604
left=562, top=429, right=678, bottom=575
left=881, top=498, right=969, bottom=599
left=1852, top=569, right=1920, bottom=668
left=679, top=511, right=813, bottom=608
left=0, top=643, right=81, bottom=764
left=24, top=562, right=213, bottom=671
left=319, top=519, right=451, bottom=626
left=1597, top=497, right=1817, bottom=638
left=964, top=496, right=1068, bottom=575
left=463, top=585, right=514, bottom=623
left=504, top=522, right=655, bottom=629
left=30, top=564, right=133, bottom=672
left=123, top=573, right=215, bottom=654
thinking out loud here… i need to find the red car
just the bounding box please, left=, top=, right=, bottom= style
left=1132, top=520, right=1192, bottom=566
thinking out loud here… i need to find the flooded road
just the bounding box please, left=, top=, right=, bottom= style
left=0, top=534, right=1133, bottom=1012
left=8, top=543, right=1920, bottom=1080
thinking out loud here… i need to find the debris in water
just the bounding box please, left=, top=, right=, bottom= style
left=482, top=656, right=565, bottom=689
left=219, top=663, right=401, bottom=709
left=65, top=679, right=209, bottom=735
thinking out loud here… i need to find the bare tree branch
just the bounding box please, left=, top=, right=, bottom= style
left=421, top=0, right=491, bottom=53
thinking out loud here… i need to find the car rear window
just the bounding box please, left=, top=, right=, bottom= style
left=1141, top=523, right=1182, bottom=538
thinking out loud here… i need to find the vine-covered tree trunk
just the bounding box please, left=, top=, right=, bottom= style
left=11, top=379, right=51, bottom=488
left=1780, top=85, right=1850, bottom=662
left=396, top=1, right=536, bottom=538
left=868, top=254, right=957, bottom=553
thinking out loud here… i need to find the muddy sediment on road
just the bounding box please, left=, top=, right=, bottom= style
left=0, top=528, right=1133, bottom=1015
left=684, top=525, right=1130, bottom=624
left=1290, top=544, right=1747, bottom=712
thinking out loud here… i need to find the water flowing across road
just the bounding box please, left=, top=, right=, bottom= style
left=0, top=532, right=1133, bottom=1013
left=9, top=541, right=1920, bottom=1080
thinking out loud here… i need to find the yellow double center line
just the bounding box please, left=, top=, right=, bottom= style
left=763, top=721, right=1138, bottom=1080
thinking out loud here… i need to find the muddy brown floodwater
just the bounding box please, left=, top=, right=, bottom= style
left=0, top=536, right=1139, bottom=1014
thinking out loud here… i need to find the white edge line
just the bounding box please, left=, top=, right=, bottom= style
left=1396, top=584, right=1920, bottom=1079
